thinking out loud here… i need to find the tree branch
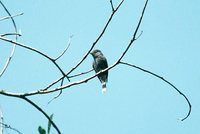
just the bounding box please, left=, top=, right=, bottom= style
left=117, top=0, right=148, bottom=63
left=0, top=12, right=24, bottom=21
left=22, top=97, right=61, bottom=134
left=110, top=0, right=115, bottom=12
left=54, top=35, right=73, bottom=61
left=65, top=0, right=124, bottom=76
left=0, top=0, right=18, bottom=77
left=0, top=0, right=148, bottom=98
left=68, top=69, right=94, bottom=79
left=1, top=1, right=191, bottom=133
left=0, top=36, right=67, bottom=79
left=0, top=64, right=116, bottom=97
left=119, top=61, right=191, bottom=121
left=39, top=0, right=125, bottom=90
left=0, top=122, right=22, bottom=134
left=0, top=33, right=21, bottom=37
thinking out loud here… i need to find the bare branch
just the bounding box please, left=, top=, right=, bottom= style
left=0, top=2, right=192, bottom=134
left=43, top=76, right=65, bottom=90
left=119, top=61, right=191, bottom=121
left=0, top=0, right=147, bottom=98
left=22, top=97, right=61, bottom=134
left=0, top=108, right=3, bottom=134
left=0, top=36, right=67, bottom=78
left=117, top=0, right=148, bottom=63
left=39, top=0, right=125, bottom=90
left=48, top=90, right=62, bottom=104
left=110, top=0, right=115, bottom=12
left=0, top=122, right=22, bottom=134
left=47, top=78, right=65, bottom=104
left=66, top=0, right=124, bottom=76
left=68, top=69, right=94, bottom=79
left=0, top=36, right=53, bottom=60
left=0, top=64, right=115, bottom=97
left=0, top=12, right=24, bottom=21
left=0, top=45, right=16, bottom=77
left=135, top=30, right=143, bottom=40
left=0, top=32, right=21, bottom=37
left=46, top=68, right=94, bottom=99
left=54, top=35, right=73, bottom=61
left=0, top=0, right=18, bottom=77
left=0, top=1, right=18, bottom=40
left=0, top=94, right=61, bottom=133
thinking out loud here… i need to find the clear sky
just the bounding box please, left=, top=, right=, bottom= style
left=0, top=0, right=199, bottom=134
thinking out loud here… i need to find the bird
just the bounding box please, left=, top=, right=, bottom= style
left=90, top=49, right=108, bottom=93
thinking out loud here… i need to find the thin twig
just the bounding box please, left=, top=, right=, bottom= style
left=0, top=0, right=18, bottom=77
left=0, top=108, right=3, bottom=134
left=0, top=12, right=24, bottom=21
left=46, top=68, right=93, bottom=104
left=0, top=45, right=16, bottom=77
left=135, top=31, right=143, bottom=40
left=47, top=78, right=64, bottom=104
left=110, top=0, right=115, bottom=12
left=66, top=0, right=124, bottom=76
left=0, top=1, right=169, bottom=134
left=40, top=0, right=125, bottom=90
left=0, top=33, right=21, bottom=37
left=54, top=35, right=73, bottom=61
left=117, top=0, right=148, bottom=63
left=0, top=64, right=114, bottom=97
left=68, top=69, right=94, bottom=78
left=0, top=36, right=67, bottom=78
left=119, top=61, right=191, bottom=121
left=22, top=97, right=61, bottom=134
left=0, top=0, right=148, bottom=97
left=0, top=122, right=22, bottom=134
left=43, top=76, right=65, bottom=90
left=48, top=90, right=62, bottom=104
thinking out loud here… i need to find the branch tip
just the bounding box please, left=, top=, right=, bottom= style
left=54, top=35, right=73, bottom=61
left=110, top=0, right=115, bottom=12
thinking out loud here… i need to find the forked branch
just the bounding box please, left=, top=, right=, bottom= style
left=0, top=0, right=18, bottom=77
left=65, top=0, right=124, bottom=76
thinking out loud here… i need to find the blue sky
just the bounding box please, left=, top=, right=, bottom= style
left=0, top=0, right=200, bottom=134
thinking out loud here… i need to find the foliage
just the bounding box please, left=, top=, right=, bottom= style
left=38, top=114, right=54, bottom=134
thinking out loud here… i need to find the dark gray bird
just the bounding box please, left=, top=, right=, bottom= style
left=90, top=49, right=108, bottom=93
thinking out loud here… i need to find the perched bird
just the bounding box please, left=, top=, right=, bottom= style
left=90, top=49, right=108, bottom=93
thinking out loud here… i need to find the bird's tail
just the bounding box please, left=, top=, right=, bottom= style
left=102, top=82, right=107, bottom=94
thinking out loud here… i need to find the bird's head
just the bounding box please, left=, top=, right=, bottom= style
left=90, top=49, right=103, bottom=58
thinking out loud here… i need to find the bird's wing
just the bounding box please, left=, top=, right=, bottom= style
left=96, top=56, right=108, bottom=70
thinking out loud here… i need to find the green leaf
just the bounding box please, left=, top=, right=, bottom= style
left=48, top=114, right=54, bottom=134
left=38, top=126, right=46, bottom=134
